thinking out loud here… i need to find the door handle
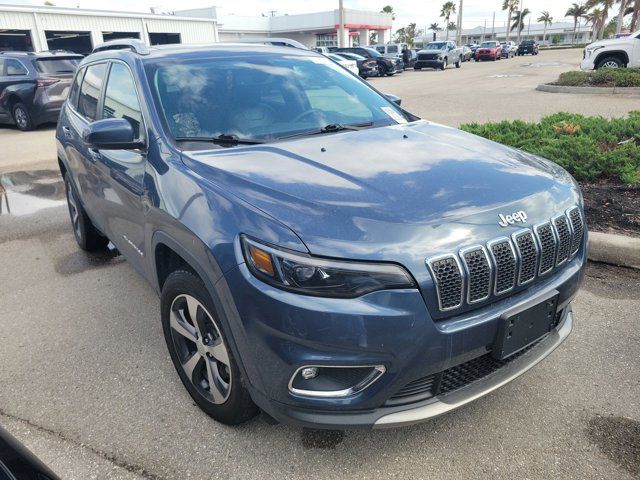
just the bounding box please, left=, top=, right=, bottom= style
left=62, top=126, right=73, bottom=139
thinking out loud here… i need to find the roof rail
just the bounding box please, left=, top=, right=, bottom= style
left=92, top=39, right=150, bottom=55
left=221, top=38, right=309, bottom=50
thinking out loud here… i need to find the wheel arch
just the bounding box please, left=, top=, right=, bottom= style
left=594, top=50, right=629, bottom=67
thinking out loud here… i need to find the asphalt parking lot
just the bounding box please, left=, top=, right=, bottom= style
left=0, top=48, right=639, bottom=480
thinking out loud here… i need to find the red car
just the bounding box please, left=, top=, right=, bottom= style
left=475, top=41, right=503, bottom=61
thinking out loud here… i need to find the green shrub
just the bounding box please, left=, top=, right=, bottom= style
left=556, top=68, right=640, bottom=87
left=461, top=112, right=640, bottom=184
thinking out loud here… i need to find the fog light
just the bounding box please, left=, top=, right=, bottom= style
left=289, top=365, right=386, bottom=398
left=301, top=367, right=319, bottom=380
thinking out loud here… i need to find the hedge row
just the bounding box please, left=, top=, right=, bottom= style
left=556, top=68, right=640, bottom=88
left=460, top=112, right=640, bottom=184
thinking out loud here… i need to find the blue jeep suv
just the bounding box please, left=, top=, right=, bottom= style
left=56, top=39, right=586, bottom=429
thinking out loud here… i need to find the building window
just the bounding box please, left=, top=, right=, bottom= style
left=148, top=33, right=181, bottom=45
left=102, top=31, right=141, bottom=42
left=0, top=29, right=34, bottom=52
left=45, top=30, right=92, bottom=55
left=316, top=34, right=337, bottom=47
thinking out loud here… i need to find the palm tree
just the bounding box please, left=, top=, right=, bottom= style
left=511, top=8, right=531, bottom=42
left=380, top=5, right=396, bottom=21
left=590, top=0, right=616, bottom=39
left=537, top=11, right=553, bottom=45
left=615, top=0, right=628, bottom=34
left=585, top=8, right=605, bottom=40
left=502, top=0, right=519, bottom=42
left=440, top=1, right=456, bottom=40
left=566, top=3, right=588, bottom=43
left=629, top=0, right=639, bottom=31
left=429, top=22, right=442, bottom=31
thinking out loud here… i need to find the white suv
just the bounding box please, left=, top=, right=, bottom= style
left=581, top=30, right=640, bottom=69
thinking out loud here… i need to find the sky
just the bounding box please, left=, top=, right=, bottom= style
left=13, top=0, right=595, bottom=30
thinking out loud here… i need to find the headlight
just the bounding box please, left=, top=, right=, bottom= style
left=241, top=236, right=416, bottom=298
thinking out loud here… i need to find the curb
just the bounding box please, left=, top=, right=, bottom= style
left=536, top=83, right=640, bottom=95
left=588, top=231, right=640, bottom=269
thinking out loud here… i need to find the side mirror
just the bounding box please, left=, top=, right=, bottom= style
left=384, top=93, right=402, bottom=106
left=82, top=118, right=143, bottom=150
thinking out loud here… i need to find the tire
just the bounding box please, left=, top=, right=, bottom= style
left=12, top=102, right=34, bottom=131
left=455, top=57, right=461, bottom=68
left=161, top=270, right=259, bottom=425
left=378, top=63, right=387, bottom=76
left=475, top=58, right=479, bottom=62
left=596, top=56, right=623, bottom=69
left=64, top=174, right=109, bottom=251
left=414, top=67, right=422, bottom=70
left=440, top=58, right=447, bottom=70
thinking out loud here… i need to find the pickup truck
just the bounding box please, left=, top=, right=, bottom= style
left=581, top=30, right=640, bottom=69
left=414, top=41, right=463, bottom=70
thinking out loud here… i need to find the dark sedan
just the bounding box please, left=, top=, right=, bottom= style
left=333, top=52, right=379, bottom=78
left=334, top=47, right=402, bottom=76
left=517, top=40, right=539, bottom=55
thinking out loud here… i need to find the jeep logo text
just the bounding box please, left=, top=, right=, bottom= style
left=498, top=211, right=528, bottom=227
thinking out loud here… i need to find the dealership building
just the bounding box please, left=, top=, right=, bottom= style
left=0, top=4, right=391, bottom=54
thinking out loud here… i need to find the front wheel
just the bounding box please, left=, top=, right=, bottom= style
left=378, top=63, right=387, bottom=76
left=440, top=58, right=447, bottom=70
left=597, top=56, right=623, bottom=69
left=161, top=270, right=259, bottom=425
left=455, top=57, right=461, bottom=68
left=64, top=174, right=109, bottom=251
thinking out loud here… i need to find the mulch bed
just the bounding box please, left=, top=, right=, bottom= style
left=581, top=182, right=640, bottom=237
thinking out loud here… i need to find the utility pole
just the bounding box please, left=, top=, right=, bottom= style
left=491, top=11, right=495, bottom=40
left=527, top=16, right=530, bottom=39
left=338, top=0, right=345, bottom=48
left=481, top=19, right=486, bottom=42
left=456, top=0, right=463, bottom=45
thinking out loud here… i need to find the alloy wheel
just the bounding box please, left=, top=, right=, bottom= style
left=14, top=107, right=28, bottom=129
left=602, top=60, right=620, bottom=68
left=169, top=294, right=232, bottom=404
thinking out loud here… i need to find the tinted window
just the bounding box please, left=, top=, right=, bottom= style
left=5, top=59, right=28, bottom=76
left=78, top=63, right=106, bottom=122
left=68, top=67, right=85, bottom=109
left=34, top=57, right=81, bottom=74
left=387, top=45, right=398, bottom=53
left=103, top=62, right=144, bottom=141
left=147, top=54, right=405, bottom=142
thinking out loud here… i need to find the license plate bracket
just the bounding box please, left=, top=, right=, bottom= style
left=492, top=295, right=558, bottom=360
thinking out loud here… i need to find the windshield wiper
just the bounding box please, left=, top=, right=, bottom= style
left=174, top=134, right=265, bottom=146
left=277, top=122, right=374, bottom=140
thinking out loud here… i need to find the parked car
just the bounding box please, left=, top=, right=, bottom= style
left=501, top=41, right=517, bottom=58
left=517, top=40, right=539, bottom=56
left=467, top=44, right=480, bottom=60
left=0, top=50, right=82, bottom=131
left=475, top=41, right=503, bottom=61
left=333, top=51, right=379, bottom=78
left=581, top=29, right=640, bottom=69
left=414, top=41, right=464, bottom=70
left=327, top=53, right=359, bottom=75
left=57, top=38, right=586, bottom=429
left=461, top=45, right=473, bottom=62
left=334, top=46, right=403, bottom=76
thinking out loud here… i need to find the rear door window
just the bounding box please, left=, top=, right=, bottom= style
left=78, top=62, right=107, bottom=122
left=5, top=59, right=28, bottom=76
left=102, top=62, right=144, bottom=141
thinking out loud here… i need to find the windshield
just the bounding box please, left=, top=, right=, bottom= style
left=146, top=53, right=406, bottom=143
left=34, top=57, right=81, bottom=74
left=426, top=42, right=447, bottom=50
left=480, top=42, right=497, bottom=47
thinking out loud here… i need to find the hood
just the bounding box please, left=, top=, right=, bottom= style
left=418, top=49, right=446, bottom=54
left=587, top=35, right=636, bottom=49
left=182, top=121, right=580, bottom=271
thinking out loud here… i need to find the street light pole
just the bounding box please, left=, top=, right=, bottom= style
left=338, top=0, right=345, bottom=48
left=516, top=0, right=524, bottom=44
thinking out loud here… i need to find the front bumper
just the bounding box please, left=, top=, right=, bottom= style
left=218, top=243, right=585, bottom=429
left=415, top=60, right=444, bottom=69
